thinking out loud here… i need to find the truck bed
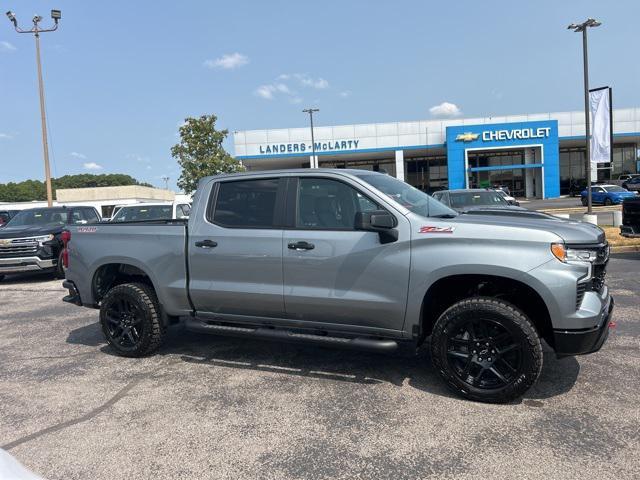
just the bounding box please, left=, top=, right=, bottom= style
left=65, top=220, right=192, bottom=316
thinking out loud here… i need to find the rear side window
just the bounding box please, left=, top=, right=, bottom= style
left=212, top=179, right=279, bottom=228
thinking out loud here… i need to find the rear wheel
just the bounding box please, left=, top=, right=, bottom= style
left=100, top=283, right=165, bottom=357
left=430, top=297, right=543, bottom=403
left=581, top=197, right=588, bottom=206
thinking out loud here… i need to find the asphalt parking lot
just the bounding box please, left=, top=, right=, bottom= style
left=1, top=256, right=639, bottom=480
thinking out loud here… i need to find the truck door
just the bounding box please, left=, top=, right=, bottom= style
left=282, top=176, right=411, bottom=333
left=188, top=177, right=286, bottom=317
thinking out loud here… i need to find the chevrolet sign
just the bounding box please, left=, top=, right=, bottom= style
left=455, top=132, right=479, bottom=142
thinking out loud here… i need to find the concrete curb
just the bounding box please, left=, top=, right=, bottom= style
left=610, top=245, right=640, bottom=254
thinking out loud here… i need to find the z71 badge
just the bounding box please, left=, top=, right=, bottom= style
left=77, top=226, right=98, bottom=233
left=419, top=226, right=455, bottom=234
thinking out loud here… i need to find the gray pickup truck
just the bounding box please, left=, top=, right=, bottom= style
left=62, top=169, right=614, bottom=403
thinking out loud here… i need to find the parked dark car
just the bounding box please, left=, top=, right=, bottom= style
left=0, top=210, right=19, bottom=227
left=622, top=176, right=640, bottom=192
left=0, top=206, right=100, bottom=281
left=620, top=197, right=640, bottom=238
left=432, top=189, right=526, bottom=213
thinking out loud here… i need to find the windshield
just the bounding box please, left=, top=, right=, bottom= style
left=5, top=208, right=67, bottom=227
left=355, top=173, right=458, bottom=218
left=111, top=205, right=173, bottom=222
left=449, top=191, right=508, bottom=208
left=604, top=186, right=627, bottom=193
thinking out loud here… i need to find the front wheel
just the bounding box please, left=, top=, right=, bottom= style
left=604, top=198, right=613, bottom=206
left=100, top=283, right=165, bottom=357
left=55, top=250, right=66, bottom=279
left=430, top=297, right=543, bottom=403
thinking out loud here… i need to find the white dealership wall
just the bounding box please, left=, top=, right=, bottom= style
left=233, top=107, right=640, bottom=180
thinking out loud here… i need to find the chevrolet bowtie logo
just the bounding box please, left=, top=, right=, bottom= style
left=455, top=132, right=479, bottom=142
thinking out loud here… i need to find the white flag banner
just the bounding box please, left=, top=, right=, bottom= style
left=589, top=88, right=611, bottom=164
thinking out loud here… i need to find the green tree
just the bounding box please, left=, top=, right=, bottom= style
left=171, top=114, right=244, bottom=194
left=0, top=174, right=152, bottom=202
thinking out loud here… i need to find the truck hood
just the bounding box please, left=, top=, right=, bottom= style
left=0, top=223, right=63, bottom=239
left=451, top=211, right=605, bottom=244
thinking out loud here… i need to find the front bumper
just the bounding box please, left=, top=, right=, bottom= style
left=553, top=295, right=614, bottom=356
left=0, top=256, right=55, bottom=274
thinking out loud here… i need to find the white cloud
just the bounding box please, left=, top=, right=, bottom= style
left=0, top=41, right=16, bottom=52
left=339, top=91, right=351, bottom=98
left=0, top=133, right=13, bottom=139
left=70, top=151, right=87, bottom=159
left=429, top=102, right=462, bottom=118
left=293, top=73, right=329, bottom=89
left=255, top=85, right=276, bottom=100
left=83, top=162, right=103, bottom=170
left=203, top=52, right=249, bottom=70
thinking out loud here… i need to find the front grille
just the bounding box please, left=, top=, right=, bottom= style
left=576, top=282, right=587, bottom=309
left=571, top=242, right=609, bottom=310
left=0, top=242, right=39, bottom=258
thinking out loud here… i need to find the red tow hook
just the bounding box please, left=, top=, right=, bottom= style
left=608, top=320, right=616, bottom=329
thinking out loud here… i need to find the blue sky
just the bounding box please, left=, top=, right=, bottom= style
left=1, top=0, right=638, bottom=189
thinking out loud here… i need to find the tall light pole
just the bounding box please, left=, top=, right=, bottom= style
left=303, top=108, right=319, bottom=168
left=568, top=18, right=601, bottom=215
left=6, top=9, right=62, bottom=207
left=161, top=176, right=170, bottom=190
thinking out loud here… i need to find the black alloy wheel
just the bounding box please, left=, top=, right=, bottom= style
left=430, top=297, right=543, bottom=403
left=99, top=283, right=164, bottom=357
left=445, top=319, right=522, bottom=390
left=103, top=296, right=145, bottom=352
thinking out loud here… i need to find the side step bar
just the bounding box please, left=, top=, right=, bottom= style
left=184, top=318, right=398, bottom=353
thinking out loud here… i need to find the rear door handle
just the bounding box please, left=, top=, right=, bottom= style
left=195, top=239, right=217, bottom=248
left=288, top=241, right=315, bottom=251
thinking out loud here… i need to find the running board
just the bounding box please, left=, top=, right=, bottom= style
left=184, top=318, right=398, bottom=353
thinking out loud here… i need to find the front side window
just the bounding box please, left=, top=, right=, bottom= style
left=297, top=178, right=380, bottom=229
left=212, top=179, right=279, bottom=228
left=354, top=172, right=457, bottom=218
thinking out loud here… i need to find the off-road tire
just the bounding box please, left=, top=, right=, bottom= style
left=430, top=297, right=543, bottom=403
left=100, top=282, right=165, bottom=357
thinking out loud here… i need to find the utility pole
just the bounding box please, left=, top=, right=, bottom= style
left=161, top=176, right=170, bottom=190
left=303, top=108, right=319, bottom=168
left=568, top=18, right=601, bottom=215
left=6, top=9, right=62, bottom=207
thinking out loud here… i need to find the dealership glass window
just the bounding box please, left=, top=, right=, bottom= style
left=319, top=158, right=396, bottom=177
left=467, top=150, right=525, bottom=170
left=405, top=156, right=448, bottom=193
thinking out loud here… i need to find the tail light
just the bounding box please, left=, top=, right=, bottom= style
left=61, top=230, right=71, bottom=268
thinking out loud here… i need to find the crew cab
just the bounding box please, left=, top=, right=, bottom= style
left=62, top=169, right=614, bottom=403
left=0, top=206, right=100, bottom=280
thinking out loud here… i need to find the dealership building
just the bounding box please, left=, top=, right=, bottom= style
left=233, top=107, right=640, bottom=198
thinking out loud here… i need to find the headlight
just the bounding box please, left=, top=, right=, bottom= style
left=32, top=234, right=55, bottom=244
left=551, top=243, right=597, bottom=263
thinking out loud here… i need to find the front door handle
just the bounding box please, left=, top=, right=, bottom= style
left=195, top=239, right=218, bottom=248
left=288, top=241, right=315, bottom=251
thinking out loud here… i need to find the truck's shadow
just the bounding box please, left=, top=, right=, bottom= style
left=67, top=322, right=580, bottom=403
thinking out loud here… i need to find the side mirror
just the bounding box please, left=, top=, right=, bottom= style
left=354, top=210, right=398, bottom=243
